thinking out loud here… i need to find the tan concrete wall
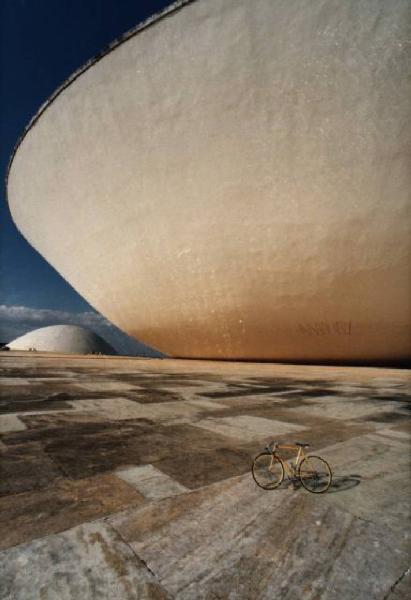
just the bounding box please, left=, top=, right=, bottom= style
left=7, top=0, right=411, bottom=361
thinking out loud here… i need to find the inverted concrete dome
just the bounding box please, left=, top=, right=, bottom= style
left=6, top=0, right=411, bottom=362
left=8, top=325, right=116, bottom=355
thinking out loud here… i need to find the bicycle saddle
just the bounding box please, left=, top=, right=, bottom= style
left=295, top=442, right=310, bottom=447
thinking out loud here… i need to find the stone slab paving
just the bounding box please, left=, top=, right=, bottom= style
left=0, top=473, right=145, bottom=551
left=70, top=398, right=213, bottom=423
left=109, top=471, right=409, bottom=600
left=0, top=352, right=410, bottom=598
left=185, top=398, right=227, bottom=411
left=117, top=465, right=190, bottom=500
left=194, top=415, right=307, bottom=441
left=286, top=397, right=406, bottom=420
left=319, top=434, right=411, bottom=534
left=376, top=428, right=411, bottom=440
left=0, top=521, right=170, bottom=600
left=78, top=381, right=141, bottom=392
left=0, top=414, right=26, bottom=433
left=0, top=378, right=32, bottom=386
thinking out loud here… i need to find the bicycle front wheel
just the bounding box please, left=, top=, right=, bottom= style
left=252, top=453, right=284, bottom=490
left=299, top=455, right=332, bottom=493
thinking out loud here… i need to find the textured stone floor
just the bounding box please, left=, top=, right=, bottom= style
left=0, top=352, right=410, bottom=599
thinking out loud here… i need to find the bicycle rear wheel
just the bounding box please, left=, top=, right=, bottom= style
left=252, top=453, right=284, bottom=490
left=298, top=455, right=332, bottom=493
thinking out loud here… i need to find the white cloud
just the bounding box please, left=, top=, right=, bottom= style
left=0, top=304, right=112, bottom=328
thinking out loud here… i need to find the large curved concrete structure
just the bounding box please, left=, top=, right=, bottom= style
left=8, top=325, right=116, bottom=355
left=7, top=0, right=411, bottom=362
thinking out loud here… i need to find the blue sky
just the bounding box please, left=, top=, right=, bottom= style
left=0, top=0, right=173, bottom=354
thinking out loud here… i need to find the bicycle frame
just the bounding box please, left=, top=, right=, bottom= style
left=270, top=443, right=306, bottom=477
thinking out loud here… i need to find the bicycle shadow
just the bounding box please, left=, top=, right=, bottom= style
left=327, top=474, right=362, bottom=493
left=281, top=474, right=362, bottom=493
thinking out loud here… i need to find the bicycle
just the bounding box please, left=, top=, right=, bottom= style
left=252, top=441, right=332, bottom=493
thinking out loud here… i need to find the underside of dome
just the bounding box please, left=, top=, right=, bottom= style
left=6, top=0, right=411, bottom=362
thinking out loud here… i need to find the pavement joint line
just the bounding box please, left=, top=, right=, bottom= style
left=105, top=520, right=165, bottom=586
left=382, top=565, right=411, bottom=600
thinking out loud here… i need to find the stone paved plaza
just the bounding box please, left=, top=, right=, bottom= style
left=0, top=352, right=410, bottom=599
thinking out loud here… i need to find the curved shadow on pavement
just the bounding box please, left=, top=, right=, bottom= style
left=280, top=474, right=362, bottom=493
left=327, top=474, right=362, bottom=493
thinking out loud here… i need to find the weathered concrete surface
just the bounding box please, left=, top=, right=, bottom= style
left=7, top=0, right=411, bottom=362
left=0, top=352, right=410, bottom=598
